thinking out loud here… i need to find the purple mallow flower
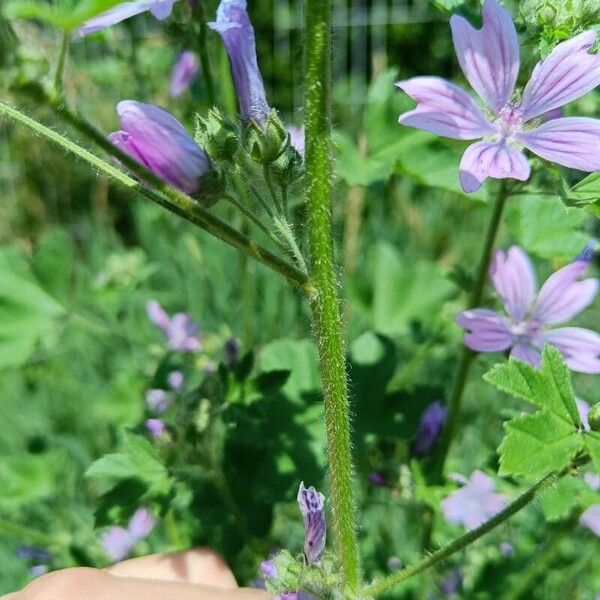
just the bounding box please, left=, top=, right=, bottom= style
left=146, top=418, right=166, bottom=438
left=168, top=370, right=185, bottom=390
left=580, top=504, right=600, bottom=537
left=145, top=388, right=170, bottom=413
left=396, top=0, right=600, bottom=192
left=170, top=51, right=200, bottom=98
left=297, top=482, right=326, bottom=564
left=456, top=246, right=600, bottom=373
left=441, top=471, right=506, bottom=530
left=147, top=300, right=202, bottom=352
left=109, top=101, right=210, bottom=195
left=412, top=401, right=448, bottom=457
left=78, top=1, right=180, bottom=36
left=101, top=507, right=156, bottom=563
left=209, top=0, right=270, bottom=126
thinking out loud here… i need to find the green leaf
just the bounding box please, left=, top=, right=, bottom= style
left=485, top=347, right=585, bottom=478
left=86, top=433, right=170, bottom=493
left=0, top=248, right=65, bottom=369
left=584, top=431, right=600, bottom=473
left=484, top=346, right=580, bottom=425
left=568, top=171, right=600, bottom=218
left=505, top=194, right=589, bottom=260
left=5, top=0, right=133, bottom=30
left=540, top=476, right=590, bottom=521
left=498, top=411, right=583, bottom=477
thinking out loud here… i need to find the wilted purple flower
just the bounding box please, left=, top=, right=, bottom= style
left=146, top=418, right=166, bottom=437
left=78, top=1, right=180, bottom=36
left=412, top=401, right=448, bottom=457
left=297, top=482, right=326, bottom=564
left=208, top=0, right=270, bottom=126
left=168, top=370, right=185, bottom=390
left=456, top=246, right=600, bottom=373
left=224, top=337, right=240, bottom=366
left=287, top=125, right=305, bottom=156
left=441, top=471, right=506, bottom=530
left=101, top=507, right=156, bottom=563
left=368, top=472, right=386, bottom=486
left=145, top=388, right=170, bottom=413
left=580, top=504, right=600, bottom=537
left=170, top=51, right=200, bottom=98
left=396, top=0, right=600, bottom=192
left=110, top=101, right=210, bottom=195
left=147, top=300, right=202, bottom=352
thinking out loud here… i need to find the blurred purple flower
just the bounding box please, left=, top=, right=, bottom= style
left=456, top=246, right=600, bottom=373
left=439, top=568, right=462, bottom=596
left=287, top=125, right=305, bottom=156
left=146, top=418, right=166, bottom=438
left=147, top=300, right=202, bottom=352
left=441, top=471, right=506, bottom=530
left=209, top=0, right=270, bottom=126
left=145, top=388, right=170, bottom=413
left=224, top=337, right=240, bottom=366
left=369, top=472, right=386, bottom=486
left=260, top=559, right=277, bottom=579
left=396, top=0, right=600, bottom=192
left=500, top=542, right=515, bottom=557
left=297, top=482, right=326, bottom=564
left=16, top=547, right=51, bottom=563
left=110, top=101, right=210, bottom=195
left=580, top=504, right=600, bottom=537
left=577, top=398, right=592, bottom=431
left=168, top=370, right=185, bottom=390
left=29, top=565, right=49, bottom=578
left=78, top=1, right=180, bottom=36
left=101, top=507, right=156, bottom=563
left=387, top=556, right=402, bottom=572
left=412, top=401, right=448, bottom=457
left=170, top=51, right=200, bottom=97
left=584, top=472, right=600, bottom=492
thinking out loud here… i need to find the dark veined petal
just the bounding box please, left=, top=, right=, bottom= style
left=515, top=117, right=600, bottom=173
left=490, top=247, right=537, bottom=321
left=520, top=31, right=600, bottom=121
left=459, top=141, right=530, bottom=193
left=450, top=0, right=520, bottom=112
left=397, top=77, right=495, bottom=139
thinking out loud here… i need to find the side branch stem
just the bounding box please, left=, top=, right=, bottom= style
left=363, top=460, right=582, bottom=598
left=304, top=0, right=361, bottom=593
left=433, top=184, right=509, bottom=475
left=0, top=100, right=310, bottom=292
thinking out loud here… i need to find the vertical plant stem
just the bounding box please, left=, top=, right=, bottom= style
left=433, top=183, right=509, bottom=476
left=194, top=0, right=217, bottom=106
left=53, top=31, right=69, bottom=95
left=304, top=0, right=361, bottom=593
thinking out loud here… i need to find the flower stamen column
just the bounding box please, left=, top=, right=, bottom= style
left=304, top=0, right=361, bottom=594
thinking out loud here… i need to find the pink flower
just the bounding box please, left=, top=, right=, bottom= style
left=441, top=471, right=506, bottom=530
left=146, top=300, right=201, bottom=352
left=396, top=0, right=600, bottom=192
left=456, top=246, right=600, bottom=373
left=100, top=507, right=156, bottom=562
left=170, top=51, right=200, bottom=98
left=78, top=1, right=180, bottom=36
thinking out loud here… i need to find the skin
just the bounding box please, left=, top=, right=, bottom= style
left=1, top=549, right=271, bottom=600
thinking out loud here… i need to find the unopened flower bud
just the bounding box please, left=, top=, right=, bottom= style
left=245, top=112, right=288, bottom=165
left=297, top=482, right=326, bottom=564
left=271, top=144, right=303, bottom=188
left=196, top=108, right=239, bottom=163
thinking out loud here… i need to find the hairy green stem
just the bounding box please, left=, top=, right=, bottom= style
left=363, top=462, right=578, bottom=598
left=0, top=100, right=311, bottom=292
left=304, top=0, right=361, bottom=593
left=433, top=183, right=509, bottom=475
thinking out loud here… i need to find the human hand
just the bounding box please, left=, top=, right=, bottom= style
left=1, top=548, right=271, bottom=600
